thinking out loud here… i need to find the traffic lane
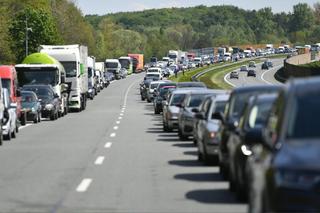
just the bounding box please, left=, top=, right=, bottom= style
left=0, top=74, right=141, bottom=212
left=225, top=58, right=284, bottom=87
left=59, top=83, right=246, bottom=213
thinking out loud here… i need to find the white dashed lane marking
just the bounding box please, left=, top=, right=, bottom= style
left=76, top=179, right=92, bottom=192
left=116, top=121, right=120, bottom=124
left=113, top=126, right=119, bottom=130
left=110, top=133, right=116, bottom=138
left=94, top=156, right=105, bottom=165
left=104, top=142, right=112, bottom=148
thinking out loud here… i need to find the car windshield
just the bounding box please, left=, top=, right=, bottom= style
left=287, top=95, right=320, bottom=139
left=228, top=93, right=253, bottom=121
left=106, top=62, right=119, bottom=69
left=88, top=67, right=94, bottom=78
left=17, top=69, right=58, bottom=86
left=22, top=93, right=36, bottom=103
left=150, top=83, right=159, bottom=89
left=119, top=59, right=130, bottom=69
left=214, top=101, right=227, bottom=114
left=61, top=61, right=77, bottom=78
left=187, top=94, right=207, bottom=108
left=146, top=74, right=159, bottom=78
left=170, top=94, right=186, bottom=106
left=23, top=87, right=53, bottom=100
left=1, top=79, right=11, bottom=95
left=160, top=88, right=174, bottom=98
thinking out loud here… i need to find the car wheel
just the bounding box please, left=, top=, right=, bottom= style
left=154, top=108, right=160, bottom=114
left=50, top=112, right=55, bottom=121
left=38, top=112, right=41, bottom=123
left=178, top=128, right=188, bottom=141
left=3, top=132, right=11, bottom=141
left=11, top=128, right=16, bottom=139
left=33, top=114, right=38, bottom=123
left=20, top=113, right=26, bottom=126
left=0, top=124, right=2, bottom=145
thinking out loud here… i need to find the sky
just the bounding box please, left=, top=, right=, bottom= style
left=75, top=0, right=319, bottom=15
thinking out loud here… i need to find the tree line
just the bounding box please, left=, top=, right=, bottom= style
left=0, top=1, right=319, bottom=64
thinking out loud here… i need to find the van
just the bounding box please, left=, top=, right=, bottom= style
left=0, top=65, right=24, bottom=126
left=105, top=59, right=121, bottom=80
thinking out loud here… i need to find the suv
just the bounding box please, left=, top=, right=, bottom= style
left=230, top=71, right=239, bottom=79
left=240, top=65, right=249, bottom=72
left=246, top=77, right=320, bottom=213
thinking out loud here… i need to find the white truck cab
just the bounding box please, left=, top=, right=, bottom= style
left=105, top=59, right=121, bottom=80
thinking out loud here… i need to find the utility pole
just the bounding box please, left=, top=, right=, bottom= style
left=25, top=15, right=32, bottom=57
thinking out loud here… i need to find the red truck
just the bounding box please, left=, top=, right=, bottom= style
left=128, top=54, right=144, bottom=73
left=0, top=65, right=25, bottom=126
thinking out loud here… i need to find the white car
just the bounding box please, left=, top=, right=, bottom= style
left=147, top=67, right=162, bottom=74
left=2, top=88, right=17, bottom=141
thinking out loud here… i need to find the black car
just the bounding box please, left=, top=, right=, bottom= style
left=21, top=91, right=41, bottom=123
left=153, top=85, right=176, bottom=114
left=218, top=85, right=282, bottom=179
left=22, top=85, right=60, bottom=121
left=261, top=61, right=273, bottom=70
left=228, top=94, right=277, bottom=200
left=140, top=79, right=153, bottom=101
left=247, top=69, right=256, bottom=77
left=246, top=77, right=320, bottom=213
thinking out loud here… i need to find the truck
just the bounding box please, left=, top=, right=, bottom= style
left=87, top=56, right=97, bottom=99
left=15, top=53, right=69, bottom=116
left=105, top=59, right=122, bottom=80
left=39, top=45, right=88, bottom=112
left=218, top=47, right=227, bottom=56
left=119, top=56, right=133, bottom=75
left=168, top=50, right=186, bottom=64
left=128, top=54, right=144, bottom=73
left=95, top=62, right=107, bottom=88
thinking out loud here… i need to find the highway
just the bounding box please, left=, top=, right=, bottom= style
left=224, top=58, right=284, bottom=87
left=0, top=73, right=248, bottom=213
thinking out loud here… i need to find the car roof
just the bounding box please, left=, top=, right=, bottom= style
left=232, top=85, right=282, bottom=94
left=289, top=76, right=320, bottom=95
left=23, top=84, right=53, bottom=88
left=177, top=82, right=206, bottom=88
left=213, top=94, right=231, bottom=102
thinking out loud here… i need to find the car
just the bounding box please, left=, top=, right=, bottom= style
left=22, top=85, right=60, bottom=121
left=178, top=89, right=227, bottom=141
left=140, top=79, right=154, bottom=101
left=218, top=85, right=282, bottom=179
left=248, top=61, right=256, bottom=68
left=195, top=94, right=230, bottom=164
left=246, top=77, right=320, bottom=213
left=119, top=68, right=128, bottom=79
left=2, top=88, right=17, bottom=141
left=228, top=94, right=277, bottom=201
left=247, top=69, right=256, bottom=77
left=230, top=71, right=239, bottom=79
left=162, top=89, right=189, bottom=132
left=240, top=65, right=249, bottom=72
left=145, top=73, right=162, bottom=81
left=21, top=91, right=41, bottom=123
left=261, top=60, right=273, bottom=70
left=147, top=81, right=165, bottom=103
left=177, top=82, right=207, bottom=88
left=153, top=85, right=176, bottom=114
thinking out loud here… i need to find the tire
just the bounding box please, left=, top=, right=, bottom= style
left=178, top=128, right=188, bottom=141
left=50, top=112, right=55, bottom=121
left=38, top=113, right=41, bottom=123
left=33, top=114, right=38, bottom=124
left=4, top=132, right=11, bottom=141
left=20, top=113, right=26, bottom=126
left=0, top=123, right=3, bottom=145
left=154, top=108, right=160, bottom=114
left=11, top=128, right=16, bottom=139
left=197, top=151, right=203, bottom=161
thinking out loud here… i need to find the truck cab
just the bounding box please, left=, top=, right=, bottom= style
left=0, top=65, right=23, bottom=126
left=105, top=59, right=121, bottom=80
left=119, top=56, right=133, bottom=75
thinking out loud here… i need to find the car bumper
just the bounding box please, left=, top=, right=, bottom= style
left=168, top=119, right=179, bottom=129
left=41, top=109, right=53, bottom=118
left=26, top=111, right=37, bottom=121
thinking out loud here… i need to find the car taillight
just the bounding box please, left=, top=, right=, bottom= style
left=209, top=132, right=216, bottom=138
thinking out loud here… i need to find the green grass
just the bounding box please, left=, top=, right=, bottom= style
left=299, top=61, right=320, bottom=68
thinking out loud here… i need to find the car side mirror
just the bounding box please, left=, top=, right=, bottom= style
left=195, top=112, right=205, bottom=120
left=192, top=108, right=199, bottom=113
left=244, top=127, right=264, bottom=146
left=212, top=112, right=225, bottom=123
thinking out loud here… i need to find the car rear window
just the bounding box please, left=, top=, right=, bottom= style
left=170, top=94, right=186, bottom=106
left=287, top=95, right=320, bottom=139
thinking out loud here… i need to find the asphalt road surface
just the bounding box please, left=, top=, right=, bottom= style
left=224, top=58, right=284, bottom=87
left=0, top=73, right=247, bottom=213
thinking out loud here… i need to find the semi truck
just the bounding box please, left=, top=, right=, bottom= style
left=15, top=53, right=69, bottom=116
left=128, top=54, right=144, bottom=73
left=87, top=56, right=97, bottom=99
left=119, top=56, right=133, bottom=75
left=168, top=50, right=187, bottom=64
left=39, top=45, right=88, bottom=112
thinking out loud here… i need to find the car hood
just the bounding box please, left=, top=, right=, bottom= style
left=275, top=140, right=320, bottom=171
left=168, top=106, right=180, bottom=114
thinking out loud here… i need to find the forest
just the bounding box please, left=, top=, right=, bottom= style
left=0, top=0, right=319, bottom=64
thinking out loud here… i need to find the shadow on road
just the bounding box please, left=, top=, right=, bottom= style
left=168, top=159, right=209, bottom=167
left=172, top=143, right=195, bottom=148
left=185, top=189, right=240, bottom=204
left=174, top=172, right=223, bottom=182
left=183, top=150, right=197, bottom=156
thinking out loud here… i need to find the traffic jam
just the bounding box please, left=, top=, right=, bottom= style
left=0, top=45, right=143, bottom=144
left=139, top=48, right=320, bottom=212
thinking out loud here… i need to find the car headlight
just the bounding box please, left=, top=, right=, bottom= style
left=276, top=170, right=320, bottom=189
left=45, top=104, right=54, bottom=110
left=88, top=88, right=93, bottom=93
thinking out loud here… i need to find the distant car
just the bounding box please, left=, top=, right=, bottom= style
left=153, top=85, right=176, bottom=114
left=22, top=85, right=60, bottom=120
left=119, top=68, right=127, bottom=79
left=247, top=69, right=256, bottom=77
left=21, top=91, right=41, bottom=123
left=2, top=88, right=17, bottom=141
left=240, top=65, right=249, bottom=72
left=261, top=61, right=273, bottom=70
left=177, top=82, right=207, bottom=88
left=230, top=71, right=239, bottom=79
left=248, top=61, right=256, bottom=68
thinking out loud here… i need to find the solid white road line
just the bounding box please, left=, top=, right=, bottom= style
left=224, top=73, right=237, bottom=87
left=94, top=156, right=105, bottom=165
left=261, top=65, right=282, bottom=85
left=113, top=126, right=119, bottom=130
left=110, top=133, right=116, bottom=137
left=76, top=179, right=92, bottom=192
left=19, top=124, right=33, bottom=130
left=104, top=142, right=112, bottom=148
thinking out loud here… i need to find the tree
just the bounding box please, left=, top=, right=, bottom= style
left=9, top=7, right=61, bottom=62
left=290, top=3, right=315, bottom=32
left=314, top=2, right=320, bottom=25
